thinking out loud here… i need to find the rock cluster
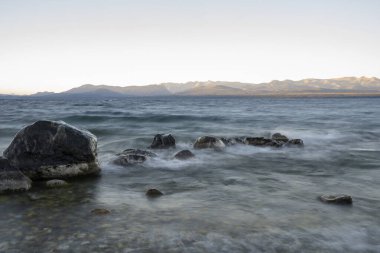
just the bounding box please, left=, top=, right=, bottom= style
left=1, top=123, right=352, bottom=206
left=114, top=132, right=304, bottom=167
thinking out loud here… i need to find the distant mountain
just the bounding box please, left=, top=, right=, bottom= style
left=2, top=76, right=380, bottom=98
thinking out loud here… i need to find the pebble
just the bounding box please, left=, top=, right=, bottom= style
left=46, top=179, right=68, bottom=188
left=91, top=208, right=111, bottom=215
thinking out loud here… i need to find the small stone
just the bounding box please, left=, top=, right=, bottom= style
left=46, top=179, right=68, bottom=188
left=318, top=194, right=353, bottom=205
left=174, top=150, right=195, bottom=160
left=146, top=189, right=163, bottom=198
left=91, top=208, right=111, bottom=215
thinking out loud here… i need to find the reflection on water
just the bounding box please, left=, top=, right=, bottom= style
left=0, top=97, right=380, bottom=252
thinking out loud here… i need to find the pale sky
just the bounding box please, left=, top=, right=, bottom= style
left=0, top=0, right=379, bottom=94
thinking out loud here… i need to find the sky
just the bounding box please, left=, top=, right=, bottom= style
left=0, top=0, right=379, bottom=94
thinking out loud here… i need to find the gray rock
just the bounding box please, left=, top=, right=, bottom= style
left=149, top=134, right=176, bottom=149
left=271, top=133, right=289, bottom=143
left=221, top=137, right=246, bottom=146
left=0, top=157, right=31, bottom=193
left=193, top=136, right=226, bottom=150
left=174, top=150, right=195, bottom=160
left=286, top=139, right=304, bottom=147
left=114, top=149, right=156, bottom=166
left=244, top=137, right=281, bottom=147
left=146, top=188, right=163, bottom=198
left=46, top=179, right=68, bottom=188
left=3, top=120, right=100, bottom=179
left=319, top=194, right=353, bottom=205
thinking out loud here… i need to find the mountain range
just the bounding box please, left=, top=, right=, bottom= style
left=2, top=77, right=380, bottom=98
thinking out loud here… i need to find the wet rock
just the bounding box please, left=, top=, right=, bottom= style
left=27, top=193, right=46, bottom=201
left=193, top=136, right=226, bottom=150
left=174, top=150, right=195, bottom=160
left=146, top=188, right=163, bottom=198
left=149, top=134, right=176, bottom=149
left=91, top=208, right=111, bottom=215
left=244, top=137, right=281, bottom=147
left=319, top=194, right=353, bottom=205
left=114, top=149, right=156, bottom=166
left=0, top=157, right=31, bottom=193
left=271, top=133, right=289, bottom=143
left=118, top=149, right=157, bottom=157
left=3, top=120, right=100, bottom=179
left=286, top=139, right=304, bottom=147
left=220, top=137, right=245, bottom=146
left=46, top=179, right=68, bottom=188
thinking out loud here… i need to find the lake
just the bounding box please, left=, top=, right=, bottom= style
left=0, top=97, right=379, bottom=252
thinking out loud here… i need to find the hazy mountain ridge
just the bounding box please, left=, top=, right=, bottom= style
left=2, top=77, right=380, bottom=97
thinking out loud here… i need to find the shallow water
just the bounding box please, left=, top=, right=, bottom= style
left=0, top=97, right=379, bottom=252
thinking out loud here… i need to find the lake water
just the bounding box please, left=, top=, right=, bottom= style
left=0, top=97, right=379, bottom=252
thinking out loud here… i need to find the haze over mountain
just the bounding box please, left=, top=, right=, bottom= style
left=2, top=77, right=380, bottom=98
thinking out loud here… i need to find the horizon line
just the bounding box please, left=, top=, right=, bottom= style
left=1, top=75, right=379, bottom=96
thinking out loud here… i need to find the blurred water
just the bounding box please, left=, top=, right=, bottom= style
left=0, top=97, right=379, bottom=252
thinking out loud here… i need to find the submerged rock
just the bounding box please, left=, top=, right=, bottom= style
left=174, top=150, right=195, bottom=160
left=271, top=133, right=289, bottom=143
left=193, top=136, right=226, bottom=150
left=319, top=194, right=353, bottom=205
left=114, top=149, right=156, bottom=166
left=220, top=137, right=246, bottom=146
left=146, top=188, right=163, bottom=198
left=244, top=137, right=281, bottom=147
left=286, top=139, right=304, bottom=147
left=46, top=179, right=68, bottom=188
left=0, top=157, right=31, bottom=193
left=149, top=134, right=176, bottom=149
left=3, top=120, right=100, bottom=179
left=91, top=208, right=111, bottom=215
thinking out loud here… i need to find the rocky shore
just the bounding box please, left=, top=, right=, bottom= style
left=0, top=120, right=351, bottom=205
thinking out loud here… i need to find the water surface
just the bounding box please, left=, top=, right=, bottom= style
left=0, top=97, right=379, bottom=252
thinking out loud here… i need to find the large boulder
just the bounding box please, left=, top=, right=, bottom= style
left=0, top=157, right=31, bottom=193
left=3, top=120, right=100, bottom=179
left=193, top=136, right=226, bottom=150
left=114, top=149, right=156, bottom=166
left=149, top=134, right=176, bottom=149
